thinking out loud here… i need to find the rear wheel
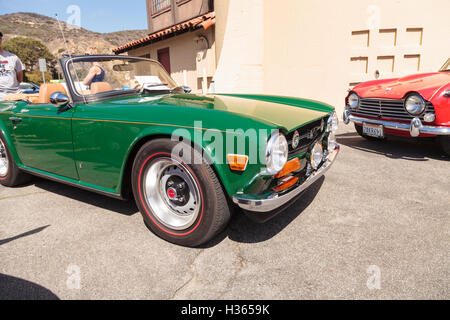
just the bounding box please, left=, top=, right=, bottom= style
left=354, top=124, right=386, bottom=141
left=131, top=138, right=231, bottom=247
left=0, top=134, right=31, bottom=187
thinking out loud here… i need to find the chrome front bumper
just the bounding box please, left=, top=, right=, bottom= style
left=232, top=146, right=340, bottom=213
left=343, top=109, right=450, bottom=137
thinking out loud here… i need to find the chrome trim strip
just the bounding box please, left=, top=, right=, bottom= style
left=343, top=111, right=450, bottom=136
left=232, top=146, right=340, bottom=213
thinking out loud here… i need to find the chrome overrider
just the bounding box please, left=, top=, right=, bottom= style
left=343, top=109, right=450, bottom=137
left=232, top=145, right=340, bottom=213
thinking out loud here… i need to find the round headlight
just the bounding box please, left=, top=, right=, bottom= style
left=405, top=94, right=426, bottom=115
left=327, top=111, right=339, bottom=133
left=310, top=142, right=324, bottom=170
left=347, top=93, right=360, bottom=110
left=265, top=133, right=289, bottom=175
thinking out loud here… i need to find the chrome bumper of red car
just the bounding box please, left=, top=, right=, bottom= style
left=232, top=146, right=340, bottom=213
left=343, top=110, right=450, bottom=137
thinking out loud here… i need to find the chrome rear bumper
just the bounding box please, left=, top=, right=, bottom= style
left=232, top=146, right=339, bottom=213
left=343, top=109, right=450, bottom=136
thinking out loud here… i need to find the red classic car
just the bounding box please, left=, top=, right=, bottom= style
left=343, top=57, right=450, bottom=155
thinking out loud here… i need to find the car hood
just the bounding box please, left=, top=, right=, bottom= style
left=354, top=72, right=450, bottom=100
left=117, top=93, right=334, bottom=132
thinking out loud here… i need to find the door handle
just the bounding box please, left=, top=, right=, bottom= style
left=9, top=117, right=22, bottom=124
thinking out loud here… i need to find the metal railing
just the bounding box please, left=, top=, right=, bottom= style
left=151, top=0, right=171, bottom=14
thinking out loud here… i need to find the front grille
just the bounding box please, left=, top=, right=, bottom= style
left=286, top=117, right=327, bottom=156
left=352, top=98, right=435, bottom=121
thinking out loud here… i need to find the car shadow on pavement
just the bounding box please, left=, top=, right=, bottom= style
left=0, top=274, right=60, bottom=300
left=0, top=225, right=50, bottom=246
left=336, top=131, right=449, bottom=161
left=32, top=177, right=139, bottom=216
left=18, top=174, right=323, bottom=246
left=203, top=176, right=325, bottom=246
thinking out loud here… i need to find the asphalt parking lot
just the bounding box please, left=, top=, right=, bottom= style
left=1, top=125, right=449, bottom=300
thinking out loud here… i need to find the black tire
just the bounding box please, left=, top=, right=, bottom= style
left=0, top=133, right=31, bottom=187
left=354, top=124, right=386, bottom=141
left=437, top=136, right=450, bottom=157
left=131, top=138, right=231, bottom=247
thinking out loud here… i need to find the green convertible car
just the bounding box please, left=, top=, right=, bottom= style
left=0, top=55, right=339, bottom=247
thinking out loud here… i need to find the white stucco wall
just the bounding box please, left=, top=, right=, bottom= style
left=214, top=0, right=450, bottom=116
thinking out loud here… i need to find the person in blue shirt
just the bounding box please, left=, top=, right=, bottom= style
left=82, top=60, right=105, bottom=89
left=82, top=48, right=105, bottom=89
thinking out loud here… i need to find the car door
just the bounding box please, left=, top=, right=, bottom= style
left=10, top=99, right=78, bottom=180
left=70, top=101, right=132, bottom=193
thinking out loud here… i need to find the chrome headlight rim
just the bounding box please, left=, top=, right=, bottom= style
left=327, top=111, right=339, bottom=133
left=265, top=132, right=289, bottom=175
left=310, top=142, right=324, bottom=170
left=347, top=93, right=360, bottom=110
left=404, top=94, right=426, bottom=116
left=327, top=132, right=337, bottom=153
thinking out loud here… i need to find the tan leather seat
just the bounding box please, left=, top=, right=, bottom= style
left=37, top=83, right=68, bottom=104
left=90, top=82, right=113, bottom=95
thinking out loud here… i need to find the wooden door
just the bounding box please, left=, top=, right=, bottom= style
left=157, top=47, right=171, bottom=74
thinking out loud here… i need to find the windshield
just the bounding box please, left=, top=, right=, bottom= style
left=67, top=56, right=178, bottom=98
left=439, top=57, right=450, bottom=71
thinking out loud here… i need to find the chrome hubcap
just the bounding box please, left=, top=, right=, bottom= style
left=143, top=157, right=201, bottom=231
left=0, top=139, right=8, bottom=178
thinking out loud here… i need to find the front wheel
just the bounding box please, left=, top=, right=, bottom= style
left=131, top=139, right=231, bottom=247
left=437, top=136, right=450, bottom=157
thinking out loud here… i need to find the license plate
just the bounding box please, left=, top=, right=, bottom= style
left=363, top=123, right=384, bottom=138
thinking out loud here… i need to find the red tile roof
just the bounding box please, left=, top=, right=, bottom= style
left=113, top=12, right=215, bottom=54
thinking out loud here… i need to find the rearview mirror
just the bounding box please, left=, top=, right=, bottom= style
left=50, top=92, right=70, bottom=108
left=182, top=86, right=192, bottom=94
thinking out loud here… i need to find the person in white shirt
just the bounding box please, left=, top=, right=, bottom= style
left=0, top=32, right=25, bottom=100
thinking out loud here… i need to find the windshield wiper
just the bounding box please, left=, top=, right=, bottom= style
left=169, top=86, right=185, bottom=93
left=170, top=86, right=192, bottom=94
left=137, top=83, right=189, bottom=95
left=139, top=83, right=170, bottom=94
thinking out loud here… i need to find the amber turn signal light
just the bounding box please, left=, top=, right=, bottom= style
left=275, top=158, right=300, bottom=179
left=227, top=154, right=249, bottom=171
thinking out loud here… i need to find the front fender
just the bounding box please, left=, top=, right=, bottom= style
left=119, top=125, right=269, bottom=199
left=430, top=83, right=450, bottom=126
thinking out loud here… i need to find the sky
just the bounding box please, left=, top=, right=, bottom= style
left=0, top=0, right=148, bottom=33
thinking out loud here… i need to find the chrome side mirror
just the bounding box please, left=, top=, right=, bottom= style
left=50, top=92, right=70, bottom=108
left=182, top=86, right=192, bottom=94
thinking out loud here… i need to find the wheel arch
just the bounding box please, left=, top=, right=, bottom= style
left=118, top=133, right=231, bottom=201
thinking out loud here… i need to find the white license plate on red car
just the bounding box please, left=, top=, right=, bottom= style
left=363, top=123, right=384, bottom=138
